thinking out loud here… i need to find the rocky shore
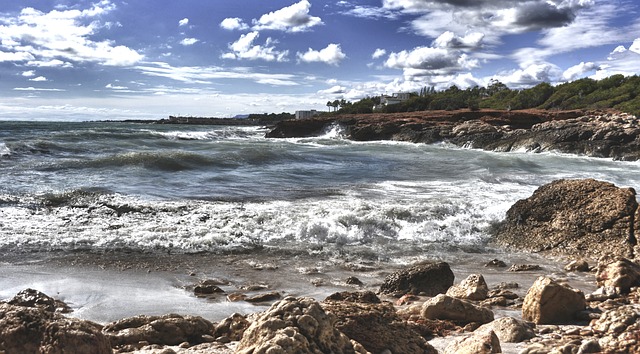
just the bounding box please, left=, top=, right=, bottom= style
left=2, top=178, right=640, bottom=353
left=266, top=109, right=640, bottom=161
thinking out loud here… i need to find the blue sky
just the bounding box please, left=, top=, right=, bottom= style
left=0, top=0, right=639, bottom=120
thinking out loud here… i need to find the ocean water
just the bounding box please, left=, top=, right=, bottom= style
left=2, top=120, right=640, bottom=263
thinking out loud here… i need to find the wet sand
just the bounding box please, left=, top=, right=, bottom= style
left=0, top=248, right=598, bottom=325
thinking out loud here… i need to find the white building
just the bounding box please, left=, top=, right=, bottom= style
left=380, top=92, right=411, bottom=105
left=295, top=110, right=319, bottom=119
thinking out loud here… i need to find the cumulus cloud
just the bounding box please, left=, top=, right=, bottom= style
left=385, top=46, right=479, bottom=76
left=220, top=17, right=249, bottom=31
left=180, top=38, right=199, bottom=46
left=0, top=2, right=143, bottom=67
left=21, top=70, right=35, bottom=77
left=252, top=0, right=323, bottom=32
left=372, top=48, right=387, bottom=59
left=432, top=31, right=484, bottom=49
left=178, top=18, right=189, bottom=27
left=317, top=85, right=347, bottom=95
left=29, top=76, right=47, bottom=82
left=562, top=61, right=598, bottom=81
left=222, top=31, right=289, bottom=62
left=297, top=44, right=346, bottom=66
left=492, top=62, right=562, bottom=88
left=591, top=39, right=640, bottom=79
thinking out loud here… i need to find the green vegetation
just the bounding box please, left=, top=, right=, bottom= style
left=248, top=112, right=294, bottom=123
left=331, top=75, right=640, bottom=117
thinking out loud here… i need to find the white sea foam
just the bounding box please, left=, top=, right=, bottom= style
left=0, top=142, right=10, bottom=157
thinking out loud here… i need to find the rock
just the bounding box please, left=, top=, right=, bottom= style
left=193, top=280, right=226, bottom=295
left=102, top=313, right=214, bottom=347
left=446, top=274, right=489, bottom=300
left=484, top=259, right=507, bottom=268
left=244, top=291, right=282, bottom=303
left=325, top=291, right=380, bottom=304
left=591, top=304, right=640, bottom=354
left=508, top=264, right=542, bottom=272
left=235, top=296, right=361, bottom=354
left=522, top=276, right=586, bottom=324
left=421, top=294, right=494, bottom=325
left=345, top=276, right=364, bottom=286
left=493, top=178, right=638, bottom=258
left=7, top=288, right=71, bottom=313
left=212, top=313, right=250, bottom=341
left=322, top=293, right=436, bottom=354
left=378, top=261, right=454, bottom=297
left=565, top=259, right=590, bottom=272
left=595, top=255, right=640, bottom=293
left=0, top=302, right=110, bottom=354
left=443, top=329, right=501, bottom=354
left=476, top=317, right=535, bottom=343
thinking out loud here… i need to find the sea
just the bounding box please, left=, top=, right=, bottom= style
left=0, top=120, right=639, bottom=323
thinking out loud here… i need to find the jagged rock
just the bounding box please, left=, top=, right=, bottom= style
left=7, top=288, right=71, bottom=313
left=508, top=264, right=541, bottom=272
left=378, top=261, right=454, bottom=297
left=591, top=304, right=640, bottom=354
left=244, top=291, right=282, bottom=303
left=0, top=302, right=110, bottom=354
left=595, top=255, right=640, bottom=293
left=484, top=259, right=507, bottom=268
left=565, top=259, right=590, bottom=272
left=421, top=294, right=494, bottom=324
left=193, top=279, right=226, bottom=295
left=325, top=291, right=380, bottom=304
left=103, top=313, right=214, bottom=347
left=476, top=317, right=535, bottom=343
left=522, top=276, right=586, bottom=324
left=322, top=292, right=437, bottom=354
left=212, top=313, right=250, bottom=341
left=235, top=296, right=362, bottom=354
left=443, top=329, right=501, bottom=354
left=446, top=274, right=489, bottom=300
left=493, top=178, right=638, bottom=259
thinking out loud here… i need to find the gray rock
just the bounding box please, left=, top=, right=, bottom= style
left=103, top=313, right=214, bottom=347
left=522, top=276, right=585, bottom=324
left=476, top=317, right=535, bottom=343
left=446, top=274, right=489, bottom=300
left=421, top=294, right=494, bottom=324
left=378, top=262, right=454, bottom=297
left=444, top=329, right=501, bottom=354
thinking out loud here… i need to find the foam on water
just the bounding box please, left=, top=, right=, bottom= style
left=0, top=142, right=9, bottom=157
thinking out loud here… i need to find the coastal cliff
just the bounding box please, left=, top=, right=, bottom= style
left=266, top=109, right=640, bottom=161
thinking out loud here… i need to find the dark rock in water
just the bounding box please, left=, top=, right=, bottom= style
left=565, top=259, right=590, bottom=272
left=493, top=178, right=638, bottom=259
left=378, top=261, right=454, bottom=297
left=325, top=291, right=381, bottom=304
left=0, top=302, right=110, bottom=354
left=508, top=264, right=541, bottom=272
left=323, top=295, right=437, bottom=354
left=193, top=280, right=226, bottom=295
left=7, top=288, right=72, bottom=313
left=103, top=313, right=214, bottom=347
left=484, top=259, right=507, bottom=268
left=244, top=291, right=282, bottom=303
left=236, top=296, right=361, bottom=354
left=345, top=276, right=364, bottom=286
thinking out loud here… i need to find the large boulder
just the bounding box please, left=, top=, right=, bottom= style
left=102, top=313, right=214, bottom=347
left=235, top=296, right=362, bottom=354
left=322, top=291, right=436, bottom=354
left=493, top=179, right=638, bottom=258
left=421, top=294, right=494, bottom=325
left=446, top=274, right=489, bottom=300
left=595, top=255, right=640, bottom=293
left=443, top=329, right=501, bottom=354
left=522, top=276, right=586, bottom=324
left=0, top=302, right=110, bottom=354
left=379, top=262, right=454, bottom=297
left=476, top=317, right=535, bottom=343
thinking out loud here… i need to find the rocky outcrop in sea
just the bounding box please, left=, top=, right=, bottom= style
left=266, top=109, right=640, bottom=161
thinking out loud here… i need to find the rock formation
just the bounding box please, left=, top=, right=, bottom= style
left=235, top=296, right=363, bottom=354
left=522, top=276, right=586, bottom=325
left=443, top=329, right=501, bottom=354
left=595, top=255, right=640, bottom=293
left=476, top=317, right=535, bottom=343
left=266, top=110, right=640, bottom=161
left=493, top=178, right=638, bottom=259
left=446, top=274, right=489, bottom=300
left=421, top=294, right=494, bottom=325
left=378, top=261, right=454, bottom=297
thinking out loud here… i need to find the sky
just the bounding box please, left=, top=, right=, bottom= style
left=0, top=0, right=639, bottom=120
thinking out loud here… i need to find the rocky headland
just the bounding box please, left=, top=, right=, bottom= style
left=3, top=178, right=640, bottom=353
left=266, top=109, right=640, bottom=161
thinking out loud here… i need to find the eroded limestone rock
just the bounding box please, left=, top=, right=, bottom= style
left=522, top=276, right=586, bottom=325
left=421, top=294, right=494, bottom=325
left=379, top=262, right=454, bottom=297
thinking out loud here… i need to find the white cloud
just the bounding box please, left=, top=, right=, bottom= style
left=297, top=44, right=346, bottom=66
left=29, top=76, right=47, bottom=82
left=26, top=59, right=73, bottom=68
left=0, top=51, right=35, bottom=62
left=180, top=38, right=199, bottom=46
left=492, top=62, right=562, bottom=88
left=562, top=62, right=598, bottom=81
left=433, top=31, right=484, bottom=49
left=592, top=39, right=640, bottom=80
left=0, top=2, right=144, bottom=67
left=222, top=32, right=289, bottom=62
left=13, top=87, right=65, bottom=92
left=135, top=62, right=299, bottom=86
left=220, top=17, right=249, bottom=31
left=252, top=0, right=323, bottom=32
left=372, top=48, right=387, bottom=59
left=178, top=18, right=189, bottom=27
left=106, top=83, right=128, bottom=90
left=21, top=70, right=36, bottom=77
left=385, top=46, right=478, bottom=75
left=317, top=85, right=347, bottom=95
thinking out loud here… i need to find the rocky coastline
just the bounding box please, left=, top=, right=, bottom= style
left=266, top=109, right=640, bottom=161
left=3, top=178, right=640, bottom=353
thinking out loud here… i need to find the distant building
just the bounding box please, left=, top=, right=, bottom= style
left=295, top=110, right=319, bottom=119
left=380, top=92, right=411, bottom=106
